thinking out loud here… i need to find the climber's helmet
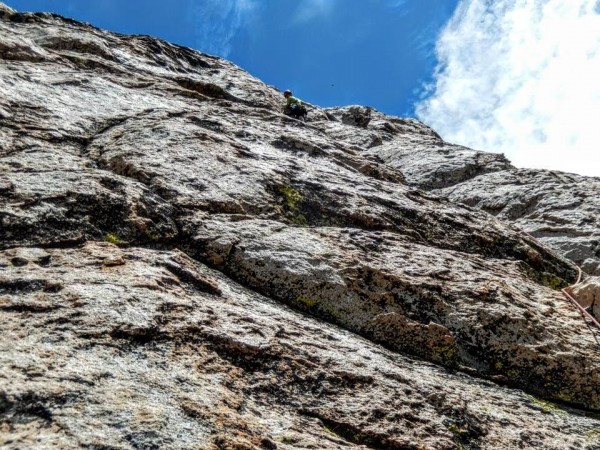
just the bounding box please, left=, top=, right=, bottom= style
left=283, top=90, right=292, bottom=97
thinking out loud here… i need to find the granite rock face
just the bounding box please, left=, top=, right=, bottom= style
left=362, top=114, right=600, bottom=276
left=2, top=4, right=600, bottom=449
left=572, top=276, right=600, bottom=316
left=434, top=170, right=600, bottom=276
left=3, top=243, right=600, bottom=450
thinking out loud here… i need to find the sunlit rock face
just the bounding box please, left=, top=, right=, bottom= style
left=2, top=3, right=600, bottom=449
left=363, top=118, right=600, bottom=276
left=432, top=170, right=600, bottom=276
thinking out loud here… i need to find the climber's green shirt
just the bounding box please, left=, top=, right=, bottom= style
left=286, top=95, right=302, bottom=107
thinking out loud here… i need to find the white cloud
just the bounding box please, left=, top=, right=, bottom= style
left=294, top=0, right=337, bottom=23
left=416, top=0, right=600, bottom=177
left=188, top=0, right=258, bottom=57
left=387, top=0, right=408, bottom=8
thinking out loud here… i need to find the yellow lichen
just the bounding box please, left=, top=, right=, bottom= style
left=297, top=295, right=318, bottom=308
left=323, top=426, right=341, bottom=438
left=104, top=232, right=125, bottom=246
left=506, top=369, right=520, bottom=379
left=540, top=272, right=565, bottom=290
left=277, top=185, right=306, bottom=225
left=430, top=340, right=459, bottom=367
left=278, top=185, right=303, bottom=209
left=586, top=429, right=600, bottom=441
left=529, top=396, right=566, bottom=416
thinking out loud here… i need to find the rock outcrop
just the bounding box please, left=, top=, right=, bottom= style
left=2, top=4, right=600, bottom=449
left=434, top=170, right=600, bottom=276
left=362, top=114, right=600, bottom=276
left=4, top=243, right=600, bottom=450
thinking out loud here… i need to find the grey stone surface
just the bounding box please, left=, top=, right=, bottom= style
left=351, top=111, right=600, bottom=277
left=345, top=105, right=600, bottom=277
left=3, top=243, right=599, bottom=450
left=434, top=169, right=600, bottom=276
left=2, top=4, right=600, bottom=449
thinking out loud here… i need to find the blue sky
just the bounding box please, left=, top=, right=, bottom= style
left=4, top=0, right=458, bottom=117
left=5, top=0, right=600, bottom=177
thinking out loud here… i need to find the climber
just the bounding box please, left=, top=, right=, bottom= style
left=283, top=90, right=308, bottom=121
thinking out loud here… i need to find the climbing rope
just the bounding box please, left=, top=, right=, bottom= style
left=521, top=230, right=600, bottom=336
left=561, top=266, right=600, bottom=347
